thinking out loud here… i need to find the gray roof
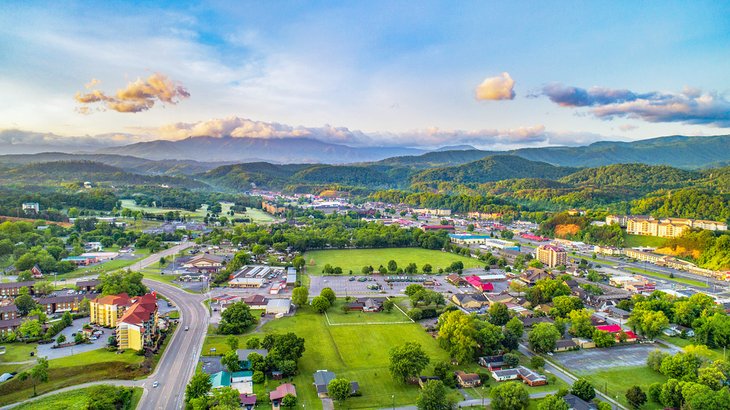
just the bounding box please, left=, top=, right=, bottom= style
left=313, top=370, right=335, bottom=392
left=236, top=349, right=268, bottom=361
left=564, top=394, right=597, bottom=410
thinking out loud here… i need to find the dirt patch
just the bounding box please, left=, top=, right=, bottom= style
left=554, top=224, right=580, bottom=237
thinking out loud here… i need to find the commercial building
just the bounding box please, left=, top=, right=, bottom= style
left=22, top=202, right=40, bottom=213
left=625, top=216, right=727, bottom=238
left=117, top=293, right=158, bottom=350
left=535, top=245, right=567, bottom=268
left=266, top=299, right=291, bottom=315
left=229, top=277, right=265, bottom=288
left=413, top=208, right=451, bottom=216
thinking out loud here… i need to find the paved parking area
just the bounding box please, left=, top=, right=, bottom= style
left=552, top=343, right=681, bottom=373
left=309, top=274, right=475, bottom=297
left=37, top=318, right=108, bottom=360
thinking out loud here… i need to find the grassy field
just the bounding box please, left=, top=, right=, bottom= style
left=324, top=300, right=412, bottom=325
left=0, top=343, right=37, bottom=363
left=624, top=234, right=668, bottom=248
left=304, top=248, right=483, bottom=275
left=12, top=385, right=143, bottom=410
left=578, top=365, right=667, bottom=409
left=203, top=306, right=452, bottom=409
left=119, top=199, right=277, bottom=224
left=625, top=267, right=709, bottom=288
left=59, top=249, right=151, bottom=280
left=0, top=349, right=146, bottom=406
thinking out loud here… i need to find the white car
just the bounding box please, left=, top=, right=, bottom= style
left=152, top=381, right=159, bottom=388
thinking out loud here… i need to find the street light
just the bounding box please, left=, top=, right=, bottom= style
left=391, top=394, right=395, bottom=410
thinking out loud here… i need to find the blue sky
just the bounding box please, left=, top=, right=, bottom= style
left=1, top=1, right=729, bottom=148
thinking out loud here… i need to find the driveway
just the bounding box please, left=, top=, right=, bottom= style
left=37, top=318, right=108, bottom=360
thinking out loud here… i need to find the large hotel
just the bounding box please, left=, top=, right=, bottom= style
left=607, top=215, right=727, bottom=238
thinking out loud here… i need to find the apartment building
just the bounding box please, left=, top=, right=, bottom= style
left=535, top=245, right=567, bottom=268
left=116, top=293, right=158, bottom=351
left=90, top=293, right=132, bottom=327
left=624, top=216, right=727, bottom=238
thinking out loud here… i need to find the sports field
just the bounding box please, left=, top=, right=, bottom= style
left=203, top=306, right=451, bottom=409
left=304, top=248, right=483, bottom=275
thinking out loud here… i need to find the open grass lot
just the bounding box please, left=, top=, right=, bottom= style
left=12, top=385, right=143, bottom=410
left=325, top=300, right=412, bottom=325
left=60, top=249, right=151, bottom=280
left=624, top=234, right=668, bottom=248
left=625, top=267, right=709, bottom=288
left=578, top=366, right=667, bottom=409
left=120, top=199, right=277, bottom=224
left=658, top=336, right=727, bottom=360
left=304, top=248, right=483, bottom=275
left=0, top=349, right=146, bottom=406
left=0, top=342, right=37, bottom=363
left=204, top=307, right=452, bottom=409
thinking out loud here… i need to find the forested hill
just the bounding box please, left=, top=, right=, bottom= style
left=559, top=164, right=702, bottom=190
left=410, top=155, right=577, bottom=185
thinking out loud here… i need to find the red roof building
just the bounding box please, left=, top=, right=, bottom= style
left=270, top=383, right=297, bottom=401
left=595, top=324, right=638, bottom=341
left=465, top=276, right=495, bottom=292
left=422, top=225, right=456, bottom=232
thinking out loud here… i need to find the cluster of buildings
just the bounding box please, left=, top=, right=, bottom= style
left=607, top=215, right=727, bottom=238
left=227, top=265, right=297, bottom=295
left=89, top=292, right=159, bottom=351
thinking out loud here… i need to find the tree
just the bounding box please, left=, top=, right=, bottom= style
left=311, top=296, right=331, bottom=313
left=568, top=309, right=594, bottom=338
left=478, top=322, right=505, bottom=355
left=570, top=378, right=596, bottom=402
left=19, top=357, right=48, bottom=396
left=320, top=288, right=336, bottom=304
left=592, top=329, right=616, bottom=348
left=388, top=260, right=398, bottom=273
left=506, top=317, right=524, bottom=338
left=530, top=356, right=545, bottom=369
left=33, top=281, right=54, bottom=296
left=56, top=334, right=66, bottom=345
left=489, top=302, right=510, bottom=326
left=383, top=299, right=395, bottom=313
left=537, top=394, right=569, bottom=410
left=405, top=284, right=425, bottom=296
left=417, top=380, right=453, bottom=410
left=15, top=292, right=37, bottom=316
left=491, top=381, right=529, bottom=410
left=225, top=335, right=239, bottom=352
left=291, top=287, right=309, bottom=306
left=698, top=362, right=726, bottom=390
left=626, top=386, right=647, bottom=409
left=551, top=296, right=583, bottom=318
left=246, top=337, right=261, bottom=349
left=503, top=353, right=520, bottom=368
left=86, top=385, right=134, bottom=410
left=389, top=342, right=430, bottom=382
left=328, top=378, right=352, bottom=403
left=528, top=322, right=561, bottom=353
left=422, top=264, right=433, bottom=273
left=646, top=350, right=669, bottom=372
left=281, top=394, right=297, bottom=407
left=659, top=378, right=683, bottom=409
left=218, top=302, right=256, bottom=334
left=221, top=350, right=241, bottom=372
left=211, top=386, right=240, bottom=409
left=292, top=256, right=305, bottom=271
left=18, top=319, right=43, bottom=338
left=252, top=371, right=265, bottom=383
left=98, top=271, right=147, bottom=296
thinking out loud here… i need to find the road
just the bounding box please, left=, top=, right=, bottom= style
left=129, top=242, right=196, bottom=272
left=140, top=279, right=208, bottom=410
left=518, top=344, right=627, bottom=410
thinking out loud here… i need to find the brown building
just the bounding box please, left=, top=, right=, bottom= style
left=535, top=245, right=567, bottom=268
left=0, top=281, right=35, bottom=297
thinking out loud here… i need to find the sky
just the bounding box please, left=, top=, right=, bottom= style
left=1, top=1, right=729, bottom=149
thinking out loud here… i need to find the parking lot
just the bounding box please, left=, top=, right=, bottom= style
left=37, top=318, right=108, bottom=360
left=552, top=343, right=681, bottom=373
left=309, top=274, right=475, bottom=297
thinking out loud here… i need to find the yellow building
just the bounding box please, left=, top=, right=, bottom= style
left=89, top=293, right=131, bottom=327
left=625, top=216, right=726, bottom=238
left=536, top=245, right=567, bottom=268
left=116, top=293, right=158, bottom=351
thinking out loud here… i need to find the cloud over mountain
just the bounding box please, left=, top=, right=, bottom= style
left=75, top=73, right=190, bottom=113
left=541, top=83, right=730, bottom=127
left=475, top=72, right=516, bottom=101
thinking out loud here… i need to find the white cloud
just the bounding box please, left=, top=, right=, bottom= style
left=475, top=72, right=516, bottom=101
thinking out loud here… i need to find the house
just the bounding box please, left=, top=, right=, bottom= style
left=478, top=355, right=506, bottom=370
left=573, top=338, right=596, bottom=349
left=0, top=304, right=19, bottom=321
left=665, top=324, right=695, bottom=338
left=90, top=293, right=132, bottom=327
left=595, top=324, right=638, bottom=342
left=606, top=306, right=630, bottom=320
left=178, top=271, right=206, bottom=282
left=347, top=298, right=385, bottom=312
left=313, top=370, right=359, bottom=398
left=211, top=371, right=232, bottom=389
left=0, top=317, right=27, bottom=336
left=518, top=268, right=551, bottom=286
left=491, top=366, right=547, bottom=386
left=286, top=267, right=297, bottom=285
left=455, top=371, right=481, bottom=387
left=76, top=279, right=100, bottom=292
left=30, top=265, right=43, bottom=279
left=564, top=393, right=598, bottom=410
left=266, top=299, right=291, bottom=315
left=589, top=315, right=607, bottom=327
left=451, top=293, right=489, bottom=310
left=446, top=274, right=468, bottom=286
left=116, top=293, right=158, bottom=350
left=237, top=349, right=269, bottom=369
left=242, top=294, right=269, bottom=308
left=183, top=254, right=226, bottom=273
left=521, top=316, right=554, bottom=328
left=240, top=394, right=257, bottom=410
left=269, top=383, right=296, bottom=409
left=0, top=281, right=35, bottom=297
left=22, top=202, right=40, bottom=213
left=231, top=371, right=254, bottom=395
left=555, top=339, right=578, bottom=352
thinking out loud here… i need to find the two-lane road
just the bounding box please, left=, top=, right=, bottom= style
left=140, top=279, right=208, bottom=410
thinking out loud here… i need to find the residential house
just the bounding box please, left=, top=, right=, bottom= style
left=22, top=202, right=40, bottom=213
left=491, top=366, right=547, bottom=386
left=0, top=317, right=25, bottom=336
left=521, top=317, right=554, bottom=328
left=595, top=324, right=638, bottom=342
left=237, top=349, right=269, bottom=370
left=479, top=355, right=506, bottom=371
left=269, top=383, right=296, bottom=409
left=30, top=265, right=43, bottom=279
left=116, top=293, right=158, bottom=350
left=518, top=268, right=551, bottom=286
left=347, top=298, right=384, bottom=312
left=455, top=371, right=481, bottom=387
left=242, top=294, right=269, bottom=308
left=90, top=293, right=132, bottom=327
left=555, top=339, right=578, bottom=352
left=0, top=281, right=35, bottom=297
left=240, top=394, right=257, bottom=410
left=0, top=304, right=19, bottom=320
left=36, top=295, right=82, bottom=314
left=564, top=393, right=598, bottom=410
left=211, top=371, right=232, bottom=389
left=446, top=274, right=468, bottom=286
left=606, top=306, right=630, bottom=320
left=488, top=292, right=516, bottom=305
left=313, top=370, right=359, bottom=398
left=451, top=293, right=489, bottom=310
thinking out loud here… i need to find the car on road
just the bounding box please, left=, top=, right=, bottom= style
left=184, top=326, right=189, bottom=331
left=152, top=381, right=159, bottom=388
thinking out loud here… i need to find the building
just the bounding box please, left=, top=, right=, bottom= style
left=313, top=370, right=359, bottom=398
left=286, top=267, right=297, bottom=285
left=0, top=304, right=19, bottom=321
left=0, top=281, right=35, bottom=297
left=595, top=324, right=638, bottom=342
left=90, top=293, right=133, bottom=327
left=76, top=279, right=100, bottom=292
left=478, top=355, right=506, bottom=371
left=564, top=393, right=598, bottom=410
left=536, top=245, right=567, bottom=268
left=237, top=349, right=269, bottom=369
left=269, top=384, right=296, bottom=409
left=242, top=294, right=268, bottom=308
left=183, top=254, right=226, bottom=273
left=116, top=293, right=158, bottom=350
left=414, top=208, right=451, bottom=216
left=262, top=201, right=287, bottom=215
left=455, top=371, right=481, bottom=387
left=518, top=268, right=552, bottom=286
left=451, top=293, right=489, bottom=310
left=491, top=366, right=547, bottom=386
left=465, top=276, right=494, bottom=292
left=240, top=394, right=257, bottom=410
left=0, top=317, right=28, bottom=337
left=593, top=245, right=623, bottom=256
left=60, top=256, right=98, bottom=266
left=605, top=215, right=629, bottom=227
left=229, top=277, right=265, bottom=288
left=555, top=339, right=578, bottom=352
left=625, top=216, right=727, bottom=238
left=266, top=299, right=291, bottom=315
left=22, top=202, right=40, bottom=213
left=347, top=298, right=384, bottom=312
left=421, top=225, right=455, bottom=232
left=36, top=295, right=82, bottom=314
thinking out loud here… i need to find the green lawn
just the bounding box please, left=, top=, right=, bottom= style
left=625, top=267, right=709, bottom=288
left=204, top=306, right=452, bottom=409
left=0, top=349, right=147, bottom=406
left=304, top=248, right=483, bottom=275
left=59, top=249, right=151, bottom=280
left=624, top=234, right=668, bottom=248
left=577, top=366, right=667, bottom=409
left=120, top=199, right=276, bottom=224
left=12, top=385, right=143, bottom=410
left=0, top=342, right=37, bottom=363
left=325, top=300, right=412, bottom=324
